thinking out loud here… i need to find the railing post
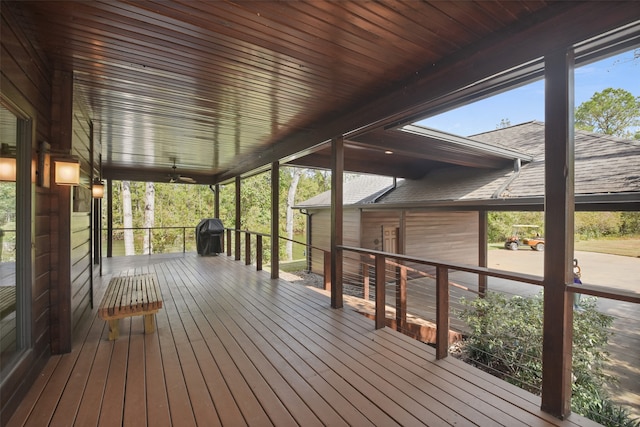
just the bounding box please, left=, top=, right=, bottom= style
left=396, top=265, right=407, bottom=333
left=435, top=265, right=450, bottom=359
left=256, top=235, right=263, bottom=271
left=226, top=229, right=232, bottom=257
left=245, top=232, right=251, bottom=266
left=183, top=227, right=186, bottom=253
left=375, top=254, right=386, bottom=330
left=323, top=251, right=331, bottom=291
left=362, top=261, right=370, bottom=301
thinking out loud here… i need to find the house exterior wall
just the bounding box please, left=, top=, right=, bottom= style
left=360, top=210, right=402, bottom=252
left=308, top=208, right=361, bottom=276
left=404, top=211, right=477, bottom=265
left=70, top=109, right=93, bottom=329
left=0, top=3, right=53, bottom=422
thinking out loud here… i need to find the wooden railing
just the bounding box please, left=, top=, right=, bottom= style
left=338, top=245, right=546, bottom=359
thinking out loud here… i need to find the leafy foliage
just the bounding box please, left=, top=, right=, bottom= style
left=575, top=88, right=640, bottom=139
left=457, top=292, right=639, bottom=427
left=107, top=167, right=331, bottom=256
left=487, top=211, right=639, bottom=243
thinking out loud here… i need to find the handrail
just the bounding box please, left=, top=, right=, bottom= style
left=339, top=245, right=544, bottom=286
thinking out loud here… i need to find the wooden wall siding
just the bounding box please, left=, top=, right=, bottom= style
left=70, top=106, right=92, bottom=332
left=404, top=211, right=478, bottom=267
left=309, top=209, right=361, bottom=276
left=361, top=211, right=401, bottom=252
left=0, top=3, right=53, bottom=424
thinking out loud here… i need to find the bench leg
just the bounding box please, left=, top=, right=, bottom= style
left=144, top=314, right=156, bottom=334
left=108, top=319, right=119, bottom=340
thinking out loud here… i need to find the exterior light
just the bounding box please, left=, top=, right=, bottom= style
left=384, top=150, right=393, bottom=155
left=54, top=159, right=80, bottom=186
left=92, top=179, right=104, bottom=198
left=0, top=157, right=16, bottom=182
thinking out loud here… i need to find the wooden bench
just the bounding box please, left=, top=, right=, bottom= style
left=98, top=273, right=162, bottom=340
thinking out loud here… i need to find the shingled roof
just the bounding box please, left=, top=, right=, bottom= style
left=298, top=121, right=640, bottom=209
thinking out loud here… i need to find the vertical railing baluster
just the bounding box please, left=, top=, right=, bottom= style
left=375, top=254, right=386, bottom=330
left=323, top=251, right=331, bottom=291
left=245, top=232, right=251, bottom=265
left=183, top=227, right=186, bottom=253
left=436, top=265, right=450, bottom=359
left=362, top=261, right=370, bottom=301
left=256, top=235, right=263, bottom=271
left=396, top=265, right=407, bottom=333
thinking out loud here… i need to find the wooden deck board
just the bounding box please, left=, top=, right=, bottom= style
left=7, top=254, right=601, bottom=427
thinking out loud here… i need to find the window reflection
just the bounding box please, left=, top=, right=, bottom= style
left=0, top=104, right=18, bottom=372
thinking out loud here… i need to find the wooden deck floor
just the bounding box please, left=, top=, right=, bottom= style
left=7, top=254, right=600, bottom=427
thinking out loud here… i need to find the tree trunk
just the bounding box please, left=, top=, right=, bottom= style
left=286, top=169, right=302, bottom=260
left=122, top=181, right=135, bottom=255
left=143, top=182, right=155, bottom=254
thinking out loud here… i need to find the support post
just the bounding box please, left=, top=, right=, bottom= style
left=541, top=48, right=575, bottom=419
left=396, top=265, right=407, bottom=333
left=256, top=235, right=263, bottom=271
left=478, top=210, right=488, bottom=297
left=235, top=176, right=241, bottom=261
left=374, top=254, right=386, bottom=330
left=271, top=162, right=279, bottom=279
left=214, top=184, right=220, bottom=218
left=435, top=265, right=449, bottom=360
left=245, top=232, right=251, bottom=266
left=330, top=136, right=344, bottom=308
left=323, top=251, right=331, bottom=291
left=226, top=228, right=232, bottom=257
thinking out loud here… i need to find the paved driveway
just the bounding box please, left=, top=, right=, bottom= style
left=482, top=249, right=640, bottom=417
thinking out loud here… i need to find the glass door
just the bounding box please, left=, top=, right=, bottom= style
left=0, top=104, right=21, bottom=375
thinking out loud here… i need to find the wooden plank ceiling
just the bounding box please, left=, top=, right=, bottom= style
left=13, top=1, right=640, bottom=183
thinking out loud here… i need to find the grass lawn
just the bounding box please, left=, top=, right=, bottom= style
left=490, top=237, right=640, bottom=257
left=574, top=236, right=640, bottom=258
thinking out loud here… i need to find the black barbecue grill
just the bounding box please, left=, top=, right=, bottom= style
left=196, top=218, right=224, bottom=255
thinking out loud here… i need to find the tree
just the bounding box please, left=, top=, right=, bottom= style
left=496, top=118, right=511, bottom=129
left=575, top=88, right=640, bottom=138
left=121, top=181, right=135, bottom=255
left=142, top=182, right=155, bottom=254
left=285, top=168, right=302, bottom=260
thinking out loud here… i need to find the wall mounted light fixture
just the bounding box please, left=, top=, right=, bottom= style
left=0, top=143, right=17, bottom=182
left=92, top=178, right=104, bottom=198
left=54, top=159, right=80, bottom=186
left=0, top=157, right=16, bottom=182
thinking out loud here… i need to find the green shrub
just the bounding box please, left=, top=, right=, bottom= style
left=457, top=292, right=638, bottom=427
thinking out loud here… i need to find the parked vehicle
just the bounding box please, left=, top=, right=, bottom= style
left=504, top=225, right=544, bottom=251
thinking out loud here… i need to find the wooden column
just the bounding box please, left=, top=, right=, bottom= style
left=541, top=48, right=575, bottom=419
left=50, top=69, right=73, bottom=354
left=214, top=184, right=220, bottom=218
left=235, top=176, right=241, bottom=261
left=271, top=162, right=279, bottom=279
left=435, top=266, right=449, bottom=360
left=478, top=210, right=488, bottom=297
left=330, top=136, right=344, bottom=309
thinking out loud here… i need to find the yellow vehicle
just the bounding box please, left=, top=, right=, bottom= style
left=504, top=225, right=544, bottom=251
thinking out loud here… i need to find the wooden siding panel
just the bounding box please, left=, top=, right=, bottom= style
left=405, top=211, right=478, bottom=266
left=309, top=209, right=361, bottom=276
left=361, top=211, right=401, bottom=251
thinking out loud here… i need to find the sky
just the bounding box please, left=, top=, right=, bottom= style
left=417, top=49, right=639, bottom=136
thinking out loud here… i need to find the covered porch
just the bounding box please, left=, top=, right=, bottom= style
left=7, top=253, right=599, bottom=427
